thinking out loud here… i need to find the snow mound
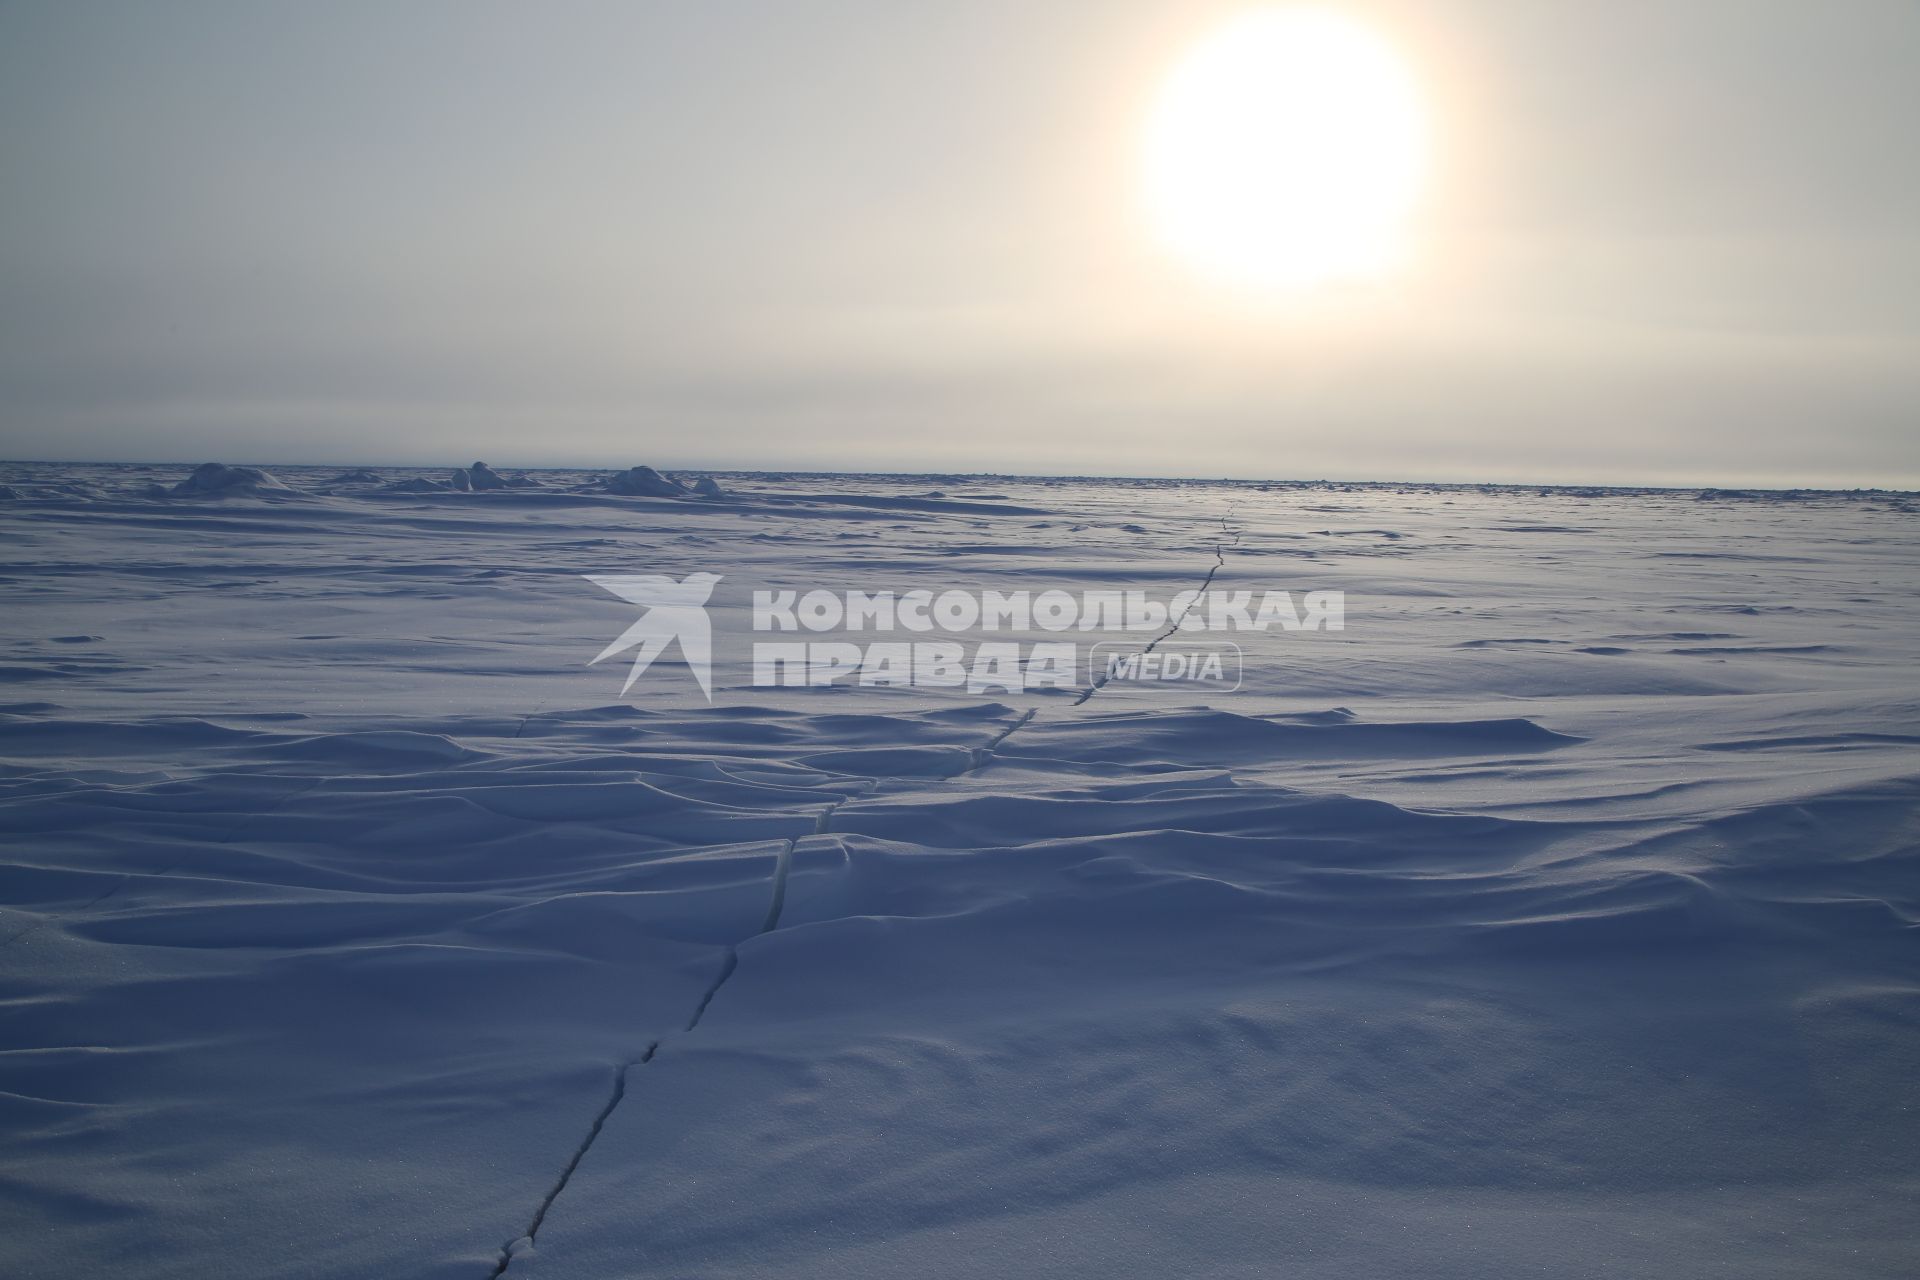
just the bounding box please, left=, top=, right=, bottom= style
left=168, top=462, right=291, bottom=497
left=691, top=476, right=726, bottom=499
left=605, top=465, right=687, bottom=497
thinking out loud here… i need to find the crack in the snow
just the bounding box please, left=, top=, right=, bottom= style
left=956, top=707, right=1038, bottom=777
left=681, top=952, right=740, bottom=1035
left=813, top=784, right=869, bottom=836
left=509, top=701, right=549, bottom=741
left=486, top=1042, right=658, bottom=1279
left=759, top=837, right=796, bottom=932
left=483, top=505, right=1240, bottom=1272
left=1073, top=506, right=1242, bottom=706
left=486, top=824, right=797, bottom=1276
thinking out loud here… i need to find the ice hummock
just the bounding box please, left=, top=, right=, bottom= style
left=167, top=461, right=292, bottom=497
left=605, top=464, right=687, bottom=497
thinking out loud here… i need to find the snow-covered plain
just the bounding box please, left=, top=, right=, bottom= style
left=1, top=462, right=1916, bottom=1278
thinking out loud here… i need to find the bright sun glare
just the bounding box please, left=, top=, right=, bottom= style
left=1145, top=6, right=1428, bottom=291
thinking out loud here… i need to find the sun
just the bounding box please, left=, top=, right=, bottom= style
left=1144, top=6, right=1428, bottom=291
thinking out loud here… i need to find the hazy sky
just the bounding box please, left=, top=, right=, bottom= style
left=3, top=0, right=1917, bottom=485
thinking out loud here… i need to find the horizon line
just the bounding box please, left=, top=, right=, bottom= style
left=2, top=456, right=1915, bottom=497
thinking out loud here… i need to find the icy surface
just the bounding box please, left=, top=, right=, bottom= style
left=0, top=462, right=1916, bottom=1278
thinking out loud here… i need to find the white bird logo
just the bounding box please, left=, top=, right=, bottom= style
left=584, top=572, right=723, bottom=700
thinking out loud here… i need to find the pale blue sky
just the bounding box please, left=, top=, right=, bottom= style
left=2, top=0, right=1917, bottom=485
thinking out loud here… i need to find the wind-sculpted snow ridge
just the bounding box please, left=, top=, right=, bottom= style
left=489, top=686, right=1045, bottom=1275
left=2, top=464, right=1919, bottom=1278
left=513, top=723, right=1920, bottom=1280
left=0, top=702, right=1027, bottom=1280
